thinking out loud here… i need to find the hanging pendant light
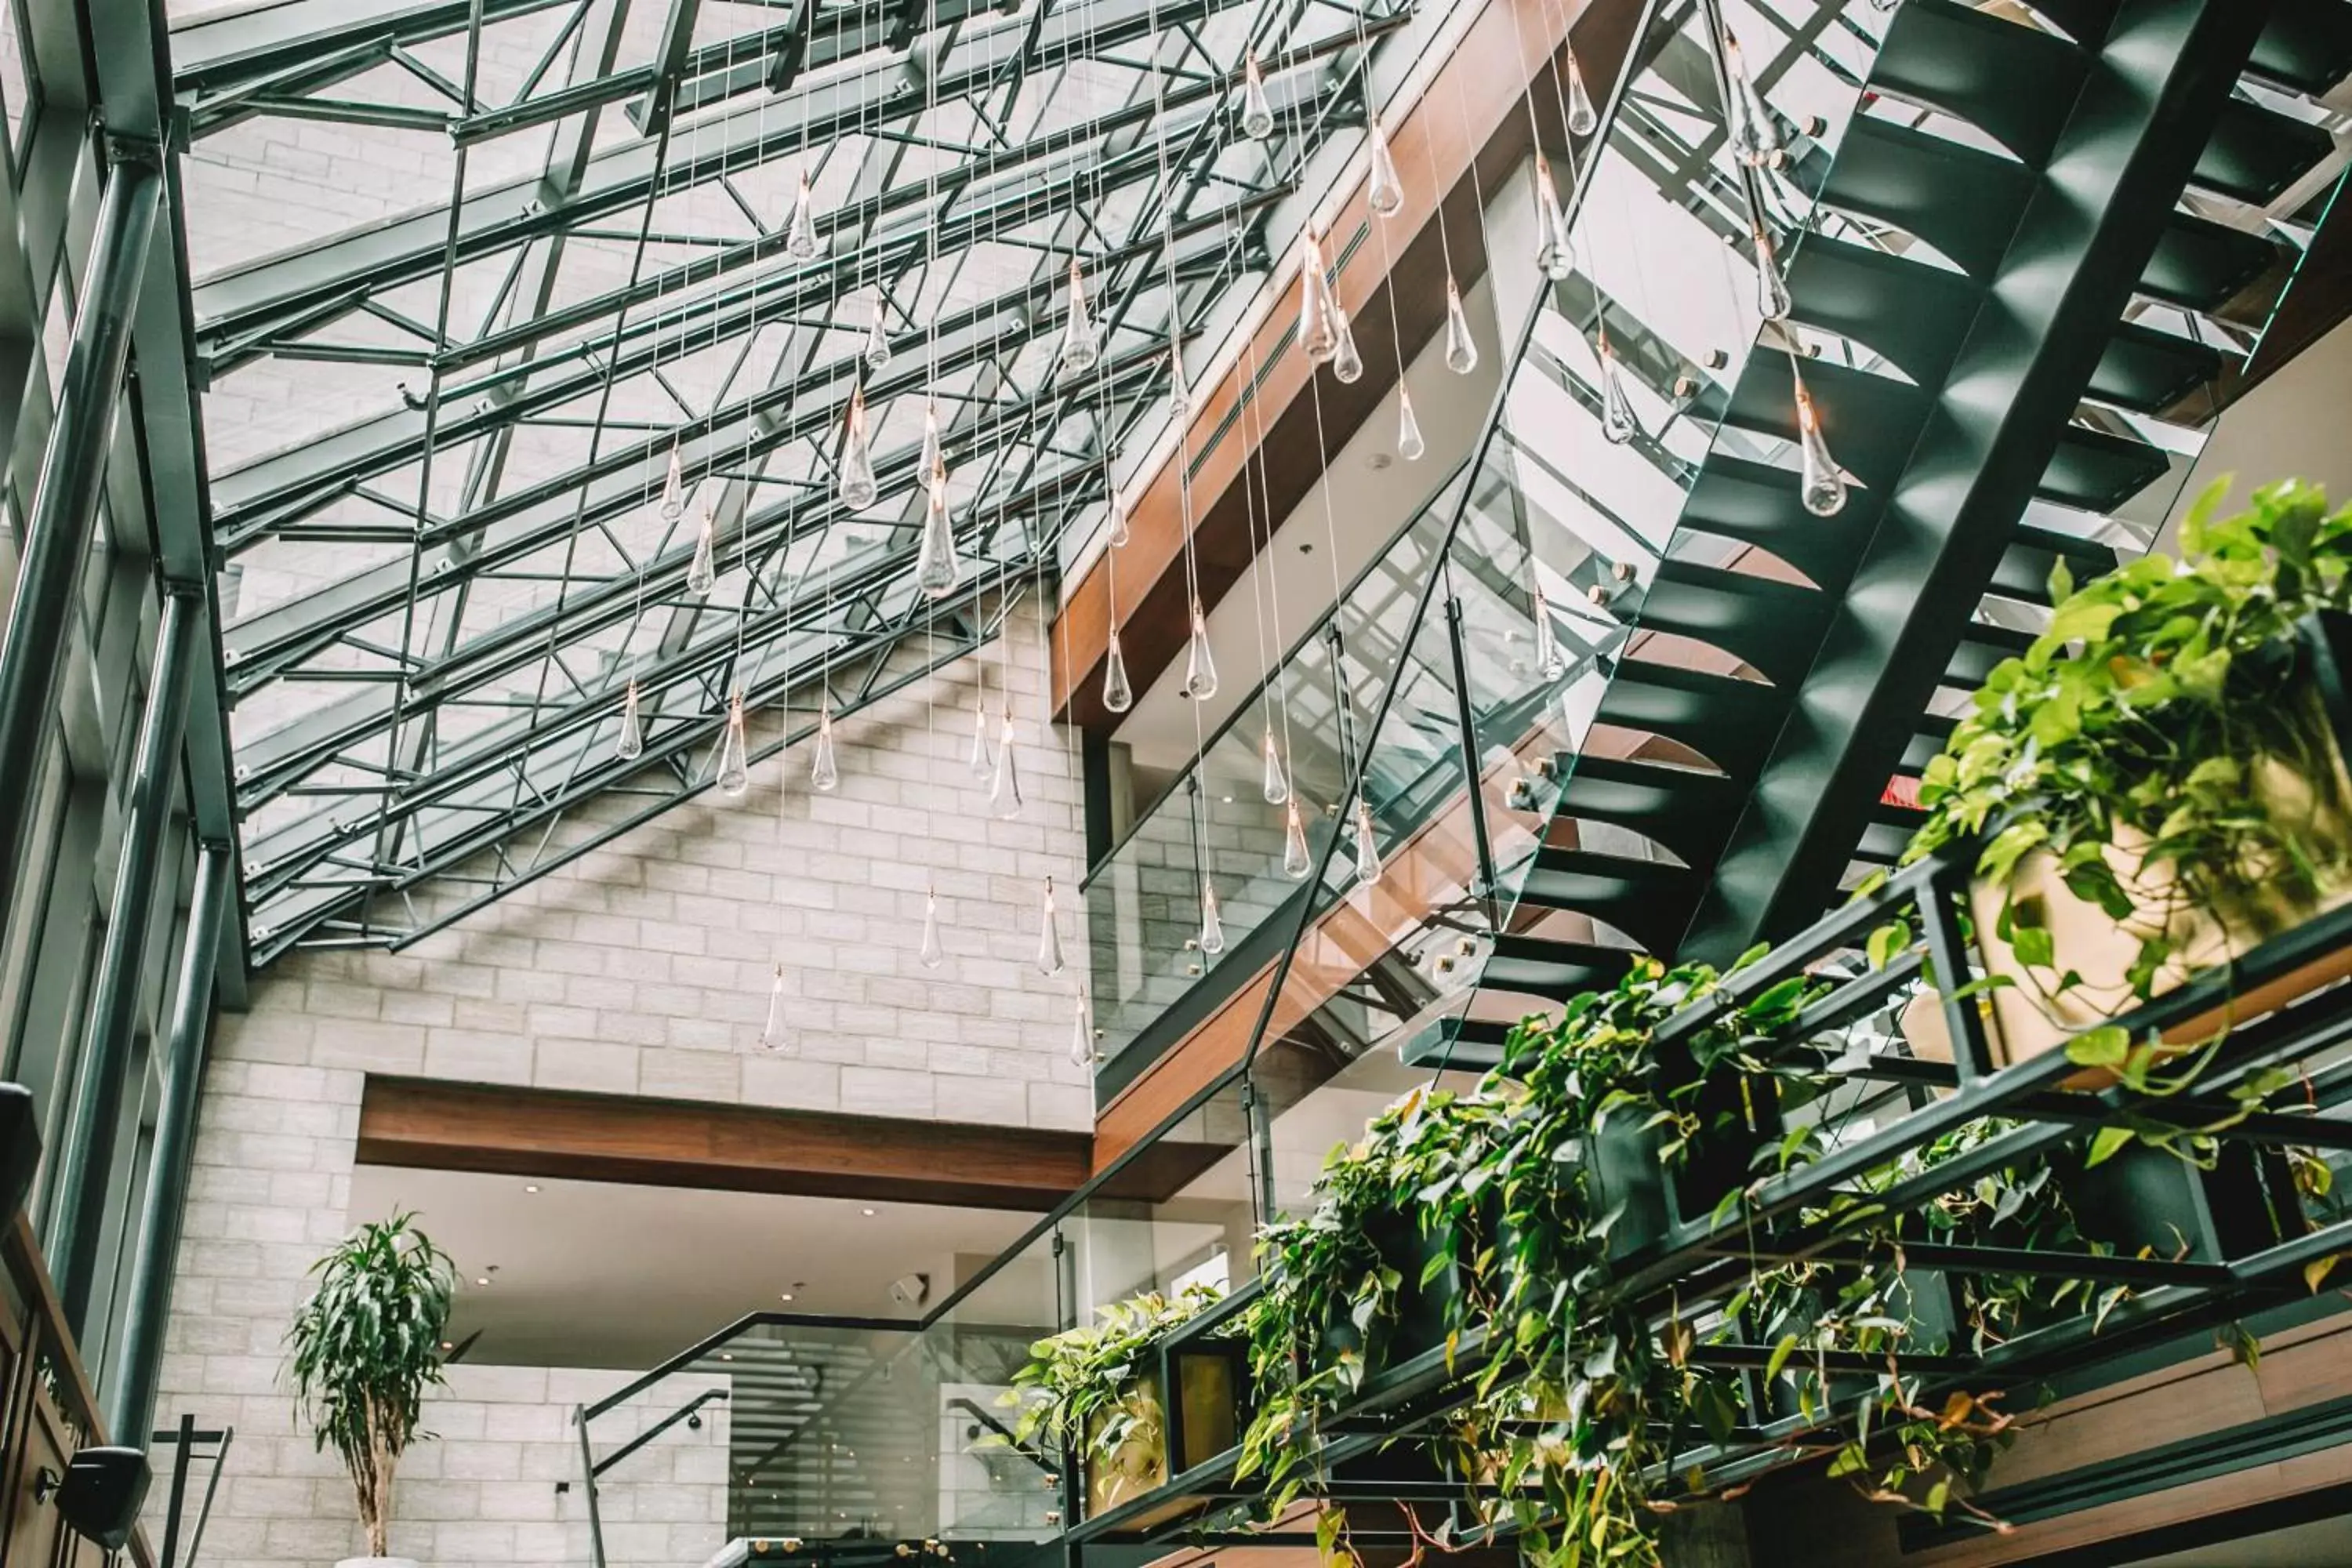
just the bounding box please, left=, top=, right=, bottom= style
left=1754, top=225, right=1794, bottom=321
left=786, top=169, right=822, bottom=261
left=1240, top=50, right=1276, bottom=140
left=1722, top=32, right=1782, bottom=167
left=717, top=690, right=751, bottom=797
left=1261, top=730, right=1290, bottom=805
left=1792, top=357, right=1849, bottom=517
left=1061, top=258, right=1102, bottom=376
left=920, top=887, right=945, bottom=969
left=991, top=709, right=1024, bottom=818
left=1443, top=277, right=1479, bottom=375
left=1102, top=627, right=1134, bottom=713
left=1533, top=582, right=1566, bottom=678
left=915, top=465, right=960, bottom=598
left=1036, top=877, right=1066, bottom=977
left=659, top=438, right=686, bottom=522
left=920, top=396, right=945, bottom=481
left=1070, top=987, right=1097, bottom=1069
left=810, top=697, right=840, bottom=791
left=1298, top=230, right=1340, bottom=363
left=687, top=504, right=719, bottom=595
left=759, top=965, right=790, bottom=1052
left=1564, top=47, right=1599, bottom=138
left=1105, top=485, right=1131, bottom=549
left=863, top=296, right=893, bottom=372
left=1534, top=157, right=1573, bottom=282
left=1168, top=335, right=1192, bottom=419
left=616, top=678, right=644, bottom=760
left=1181, top=602, right=1218, bottom=700
left=1366, top=115, right=1404, bottom=217
left=1330, top=307, right=1364, bottom=384
left=1352, top=796, right=1383, bottom=884
left=1599, top=333, right=1639, bottom=445
left=839, top=387, right=879, bottom=510
left=968, top=697, right=993, bottom=778
left=1396, top=388, right=1425, bottom=462
left=1281, top=797, right=1312, bottom=880
left=1199, top=877, right=1226, bottom=956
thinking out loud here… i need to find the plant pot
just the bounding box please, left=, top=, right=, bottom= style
left=1158, top=1292, right=1251, bottom=1475
left=1584, top=1113, right=1673, bottom=1264
left=1083, top=1373, right=1167, bottom=1519
left=2058, top=1140, right=2305, bottom=1266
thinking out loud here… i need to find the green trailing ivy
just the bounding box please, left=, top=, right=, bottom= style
left=1008, top=1285, right=1224, bottom=1474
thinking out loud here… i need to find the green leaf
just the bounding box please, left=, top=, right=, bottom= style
left=2087, top=1124, right=2136, bottom=1167
left=1765, top=1333, right=1801, bottom=1383
left=2066, top=1025, right=2130, bottom=1070
left=1866, top=920, right=1910, bottom=971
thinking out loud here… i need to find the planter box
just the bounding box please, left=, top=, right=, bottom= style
left=2059, top=1140, right=2306, bottom=1266
left=1082, top=1372, right=1167, bottom=1519
left=1156, top=1292, right=1252, bottom=1475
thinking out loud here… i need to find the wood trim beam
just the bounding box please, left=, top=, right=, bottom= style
left=356, top=1076, right=1096, bottom=1211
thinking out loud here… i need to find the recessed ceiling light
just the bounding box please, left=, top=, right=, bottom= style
left=524, top=1184, right=540, bottom=1194
left=779, top=1292, right=795, bottom=1302
left=475, top=1277, right=490, bottom=1287
left=862, top=1207, right=876, bottom=1216
left=440, top=1341, right=453, bottom=1352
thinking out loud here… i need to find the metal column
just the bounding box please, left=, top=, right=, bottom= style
left=49, top=586, right=202, bottom=1330
left=0, top=154, right=162, bottom=908
left=102, top=845, right=229, bottom=1451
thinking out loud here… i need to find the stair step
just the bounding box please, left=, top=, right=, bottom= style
left=2038, top=423, right=2173, bottom=513
left=2023, top=0, right=2114, bottom=47
left=2141, top=210, right=2283, bottom=313
left=1818, top=116, right=2036, bottom=280
left=1722, top=354, right=1932, bottom=494
left=1853, top=800, right=1927, bottom=866
left=1637, top=561, right=1831, bottom=690
left=1595, top=659, right=1786, bottom=782
left=1519, top=848, right=1698, bottom=953
left=2089, top=320, right=2229, bottom=414
left=2250, top=0, right=2352, bottom=95
left=2191, top=97, right=2337, bottom=207
left=1555, top=753, right=1746, bottom=867
left=1991, top=529, right=2120, bottom=604
left=1482, top=933, right=1641, bottom=1002
left=1944, top=620, right=2036, bottom=688
left=1902, top=713, right=1959, bottom=772
left=1786, top=232, right=1984, bottom=387
left=1871, top=0, right=2087, bottom=166
left=1397, top=1014, right=1517, bottom=1073
left=1679, top=452, right=1881, bottom=590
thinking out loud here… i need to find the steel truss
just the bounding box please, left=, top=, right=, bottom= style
left=179, top=0, right=1416, bottom=959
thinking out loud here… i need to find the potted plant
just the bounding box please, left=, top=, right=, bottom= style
left=1904, top=478, right=2352, bottom=1071
left=285, top=1214, right=456, bottom=1568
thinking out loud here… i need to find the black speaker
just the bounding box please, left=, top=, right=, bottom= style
left=56, top=1446, right=150, bottom=1552
left=0, top=1083, right=38, bottom=1220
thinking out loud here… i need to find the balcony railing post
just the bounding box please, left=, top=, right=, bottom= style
left=1442, top=579, right=1499, bottom=904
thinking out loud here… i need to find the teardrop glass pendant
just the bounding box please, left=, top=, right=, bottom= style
left=990, top=710, right=1024, bottom=818
left=915, top=467, right=960, bottom=599
left=920, top=887, right=945, bottom=969
left=1792, top=358, right=1849, bottom=517
left=1036, top=877, right=1066, bottom=977
left=1722, top=32, right=1782, bottom=166
left=1240, top=50, right=1276, bottom=140
left=1352, top=796, right=1384, bottom=885
left=1105, top=485, right=1131, bottom=549
left=659, top=439, right=686, bottom=522
left=1443, top=277, right=1479, bottom=375
left=1168, top=335, right=1192, bottom=419
left=1599, top=336, right=1639, bottom=446
left=920, top=396, right=945, bottom=482
left=1199, top=877, right=1226, bottom=956
left=809, top=698, right=839, bottom=791
left=786, top=169, right=822, bottom=261
left=759, top=964, right=790, bottom=1053
left=968, top=698, right=992, bottom=778
left=616, top=678, right=644, bottom=760
left=1298, top=231, right=1340, bottom=364
left=1533, top=583, right=1566, bottom=679
left=1061, top=258, right=1102, bottom=376
left=1564, top=47, right=1599, bottom=138
left=1261, top=730, right=1290, bottom=805
left=1754, top=225, right=1794, bottom=321
left=1102, top=627, right=1134, bottom=713
left=1281, top=797, right=1312, bottom=880
left=863, top=296, right=893, bottom=373
left=1396, top=388, right=1425, bottom=462
left=1366, top=115, right=1404, bottom=217
left=1181, top=603, right=1218, bottom=700
left=717, top=690, right=751, bottom=797
left=840, top=388, right=879, bottom=510
left=687, top=505, right=719, bottom=595
left=1534, top=157, right=1573, bottom=282
left=1069, top=988, right=1096, bottom=1069
left=1330, top=308, right=1364, bottom=385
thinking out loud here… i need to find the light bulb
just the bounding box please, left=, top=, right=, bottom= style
left=1443, top=277, right=1478, bottom=375
left=1366, top=115, right=1404, bottom=217
left=1352, top=796, right=1383, bottom=884
left=920, top=397, right=944, bottom=481
left=1199, top=877, right=1225, bottom=955
left=810, top=698, right=839, bottom=791
left=990, top=710, right=1023, bottom=818
left=616, top=678, right=644, bottom=760
left=1722, top=33, right=1782, bottom=166
left=1599, top=336, right=1639, bottom=446
left=1036, top=877, right=1065, bottom=977
left=1533, top=583, right=1566, bottom=678
left=1564, top=48, right=1599, bottom=138
left=915, top=466, right=960, bottom=598
left=786, top=169, right=821, bottom=261
left=1396, top=388, right=1425, bottom=461
left=759, top=965, right=790, bottom=1052
left=1240, top=50, right=1276, bottom=140
left=1105, top=486, right=1131, bottom=549
left=1281, top=797, right=1312, bottom=880
left=1069, top=989, right=1096, bottom=1068
left=659, top=440, right=686, bottom=522
left=1755, top=226, right=1794, bottom=321
left=839, top=388, right=878, bottom=510
left=1298, top=230, right=1340, bottom=363
left=863, top=296, right=892, bottom=373
left=717, top=690, right=751, bottom=797
left=920, top=887, right=945, bottom=969
left=1102, top=627, right=1134, bottom=713
left=1262, top=730, right=1290, bottom=805
left=968, top=698, right=992, bottom=778
left=1181, top=603, right=1218, bottom=700
left=1330, top=307, right=1363, bottom=384
left=1793, top=359, right=1849, bottom=517
left=687, top=505, right=718, bottom=595
left=1534, top=158, right=1573, bottom=282
left=1060, top=258, right=1102, bottom=376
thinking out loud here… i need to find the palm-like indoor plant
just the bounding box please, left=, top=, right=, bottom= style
left=285, top=1213, right=456, bottom=1567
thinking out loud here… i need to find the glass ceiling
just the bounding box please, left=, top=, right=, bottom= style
left=171, top=0, right=1417, bottom=964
